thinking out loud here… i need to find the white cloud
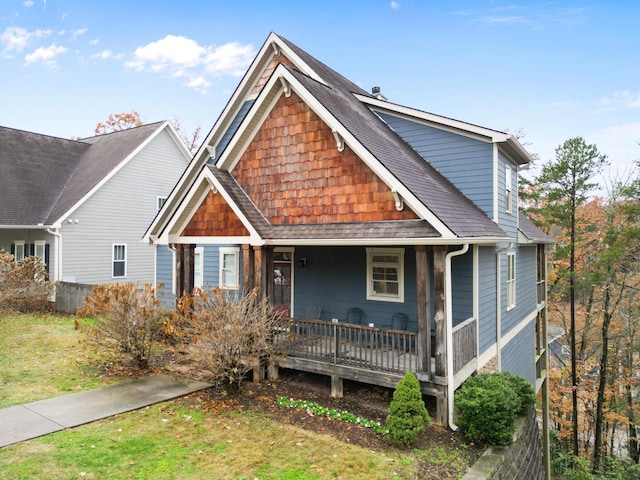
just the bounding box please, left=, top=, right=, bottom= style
left=91, top=49, right=122, bottom=60
left=69, top=28, right=88, bottom=38
left=24, top=44, right=67, bottom=67
left=125, top=35, right=255, bottom=92
left=0, top=26, right=52, bottom=53
left=390, top=1, right=400, bottom=9
left=23, top=0, right=34, bottom=7
left=600, top=90, right=640, bottom=110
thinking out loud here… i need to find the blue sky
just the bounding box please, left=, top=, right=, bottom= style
left=1, top=1, right=638, bottom=184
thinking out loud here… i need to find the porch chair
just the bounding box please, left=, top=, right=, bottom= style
left=346, top=307, right=363, bottom=325
left=305, top=305, right=322, bottom=320
left=385, top=312, right=409, bottom=350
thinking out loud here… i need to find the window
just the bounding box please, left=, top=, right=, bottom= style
left=507, top=252, right=516, bottom=310
left=194, top=247, right=204, bottom=289
left=219, top=247, right=239, bottom=289
left=13, top=241, right=25, bottom=262
left=112, top=244, right=127, bottom=278
left=366, top=248, right=404, bottom=303
left=34, top=241, right=46, bottom=261
left=157, top=196, right=167, bottom=212
left=505, top=166, right=513, bottom=214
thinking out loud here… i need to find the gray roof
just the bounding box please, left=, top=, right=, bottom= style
left=283, top=65, right=508, bottom=238
left=0, top=122, right=164, bottom=226
left=519, top=213, right=554, bottom=244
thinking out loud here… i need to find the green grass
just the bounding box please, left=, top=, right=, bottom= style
left=0, top=400, right=412, bottom=479
left=0, top=314, right=118, bottom=408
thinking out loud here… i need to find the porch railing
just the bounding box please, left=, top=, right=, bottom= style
left=536, top=280, right=546, bottom=306
left=276, top=318, right=418, bottom=375
left=452, top=317, right=477, bottom=374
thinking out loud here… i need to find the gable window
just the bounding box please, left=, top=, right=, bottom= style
left=505, top=166, right=513, bottom=214
left=219, top=247, right=239, bottom=290
left=113, top=244, right=127, bottom=278
left=366, top=248, right=404, bottom=303
left=507, top=252, right=516, bottom=310
left=13, top=241, right=25, bottom=262
left=194, top=247, right=204, bottom=289
left=157, top=196, right=167, bottom=212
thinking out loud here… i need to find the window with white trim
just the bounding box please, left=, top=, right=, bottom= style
left=507, top=252, right=516, bottom=310
left=194, top=247, right=204, bottom=289
left=505, top=166, right=513, bottom=214
left=219, top=247, right=239, bottom=290
left=112, top=244, right=127, bottom=278
left=366, top=248, right=404, bottom=303
left=157, top=196, right=167, bottom=212
left=34, top=240, right=46, bottom=261
left=13, top=241, right=25, bottom=262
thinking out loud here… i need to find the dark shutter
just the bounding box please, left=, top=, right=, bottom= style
left=29, top=244, right=34, bottom=256
left=10, top=244, right=15, bottom=256
left=44, top=244, right=50, bottom=274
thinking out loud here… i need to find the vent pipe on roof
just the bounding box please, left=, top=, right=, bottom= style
left=371, top=86, right=387, bottom=101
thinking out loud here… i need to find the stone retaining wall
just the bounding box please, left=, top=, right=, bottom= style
left=462, top=408, right=545, bottom=480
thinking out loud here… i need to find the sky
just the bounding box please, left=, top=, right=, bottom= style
left=1, top=0, right=639, bottom=186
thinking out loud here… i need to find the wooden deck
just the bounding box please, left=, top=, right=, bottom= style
left=273, top=317, right=477, bottom=396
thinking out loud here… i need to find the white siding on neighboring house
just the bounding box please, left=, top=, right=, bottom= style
left=60, top=128, right=188, bottom=285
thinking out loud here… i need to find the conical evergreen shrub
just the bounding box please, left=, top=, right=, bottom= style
left=386, top=371, right=431, bottom=447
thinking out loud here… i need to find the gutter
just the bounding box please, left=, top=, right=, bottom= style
left=446, top=243, right=469, bottom=431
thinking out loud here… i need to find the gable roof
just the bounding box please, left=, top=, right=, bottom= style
left=0, top=121, right=182, bottom=228
left=146, top=33, right=535, bottom=244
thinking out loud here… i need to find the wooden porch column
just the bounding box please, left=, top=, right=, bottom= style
left=242, top=244, right=254, bottom=292
left=253, top=246, right=272, bottom=301
left=433, top=245, right=448, bottom=426
left=174, top=243, right=195, bottom=300
left=415, top=245, right=431, bottom=374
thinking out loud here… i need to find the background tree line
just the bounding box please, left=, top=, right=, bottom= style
left=522, top=136, right=640, bottom=478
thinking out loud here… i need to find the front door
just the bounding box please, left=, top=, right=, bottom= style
left=272, top=250, right=293, bottom=317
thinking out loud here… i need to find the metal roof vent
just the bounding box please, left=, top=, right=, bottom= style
left=371, top=86, right=387, bottom=101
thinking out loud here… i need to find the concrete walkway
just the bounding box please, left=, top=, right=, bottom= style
left=0, top=374, right=211, bottom=448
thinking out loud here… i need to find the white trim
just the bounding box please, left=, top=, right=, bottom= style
left=506, top=252, right=516, bottom=310
left=194, top=246, right=204, bottom=289
left=478, top=344, right=498, bottom=370
left=34, top=240, right=46, bottom=260
left=366, top=247, right=405, bottom=303
left=501, top=311, right=537, bottom=347
left=219, top=246, right=240, bottom=290
left=505, top=165, right=513, bottom=215
left=493, top=144, right=499, bottom=222
left=112, top=243, right=127, bottom=278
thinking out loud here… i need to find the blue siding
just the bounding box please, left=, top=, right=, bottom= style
left=502, top=246, right=537, bottom=335
left=208, top=100, right=255, bottom=165
left=497, top=151, right=518, bottom=237
left=156, top=245, right=175, bottom=306
left=451, top=249, right=473, bottom=326
left=478, top=246, right=497, bottom=355
left=378, top=111, right=494, bottom=217
left=293, top=246, right=418, bottom=330
left=502, top=320, right=536, bottom=386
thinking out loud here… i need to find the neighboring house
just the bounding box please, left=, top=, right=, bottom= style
left=144, top=32, right=553, bottom=428
left=0, top=122, right=191, bottom=295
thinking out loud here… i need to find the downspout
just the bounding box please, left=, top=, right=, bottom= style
left=446, top=243, right=469, bottom=431
left=45, top=228, right=62, bottom=282
left=496, top=242, right=513, bottom=371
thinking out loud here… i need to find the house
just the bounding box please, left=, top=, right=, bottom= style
left=144, top=32, right=553, bottom=428
left=0, top=122, right=191, bottom=307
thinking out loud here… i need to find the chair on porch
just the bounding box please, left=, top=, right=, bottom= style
left=305, top=305, right=321, bottom=320
left=384, top=312, right=409, bottom=350
left=346, top=307, right=363, bottom=325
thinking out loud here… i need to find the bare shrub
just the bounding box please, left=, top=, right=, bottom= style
left=170, top=287, right=286, bottom=392
left=0, top=249, right=52, bottom=313
left=77, top=283, right=168, bottom=368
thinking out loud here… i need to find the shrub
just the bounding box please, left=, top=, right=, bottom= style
left=0, top=249, right=52, bottom=313
left=455, top=372, right=533, bottom=446
left=501, top=371, right=536, bottom=414
left=169, top=287, right=285, bottom=392
left=77, top=282, right=167, bottom=368
left=386, top=371, right=431, bottom=447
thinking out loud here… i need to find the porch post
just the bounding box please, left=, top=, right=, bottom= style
left=253, top=246, right=263, bottom=298
left=253, top=246, right=271, bottom=301
left=415, top=245, right=431, bottom=374
left=242, top=244, right=254, bottom=292
left=433, top=245, right=448, bottom=426
left=264, top=246, right=274, bottom=302
left=174, top=243, right=195, bottom=299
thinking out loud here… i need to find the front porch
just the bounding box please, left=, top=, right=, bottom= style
left=270, top=315, right=478, bottom=426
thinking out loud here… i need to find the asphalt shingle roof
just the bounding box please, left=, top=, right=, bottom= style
left=0, top=123, right=164, bottom=226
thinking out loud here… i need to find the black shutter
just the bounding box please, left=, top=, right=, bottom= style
left=10, top=244, right=15, bottom=256
left=29, top=244, right=34, bottom=256
left=44, top=244, right=50, bottom=274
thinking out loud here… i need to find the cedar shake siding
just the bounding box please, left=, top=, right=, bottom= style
left=232, top=92, right=420, bottom=225
left=182, top=190, right=250, bottom=237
